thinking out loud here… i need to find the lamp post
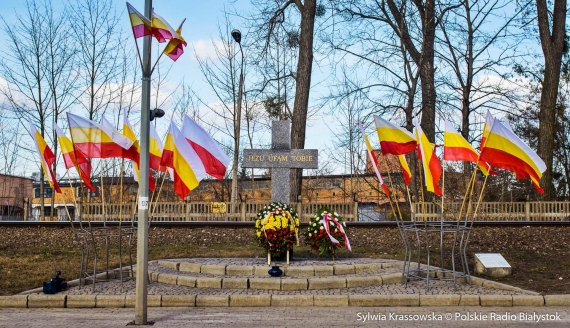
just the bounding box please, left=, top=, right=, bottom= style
left=230, top=29, right=244, bottom=204
left=135, top=0, right=152, bottom=324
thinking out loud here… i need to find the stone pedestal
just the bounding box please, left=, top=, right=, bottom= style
left=474, top=253, right=511, bottom=278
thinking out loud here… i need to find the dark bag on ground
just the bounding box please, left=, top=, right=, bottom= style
left=42, top=270, right=68, bottom=294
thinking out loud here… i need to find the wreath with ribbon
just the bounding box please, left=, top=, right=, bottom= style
left=305, top=207, right=351, bottom=258
left=255, top=202, right=300, bottom=257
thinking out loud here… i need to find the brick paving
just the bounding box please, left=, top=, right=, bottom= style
left=1, top=306, right=569, bottom=327
left=25, top=257, right=533, bottom=296
left=4, top=258, right=565, bottom=327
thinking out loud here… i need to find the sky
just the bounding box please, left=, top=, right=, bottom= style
left=0, top=0, right=337, bottom=178
left=0, top=0, right=543, bottom=180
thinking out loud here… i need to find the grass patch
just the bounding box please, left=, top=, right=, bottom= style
left=0, top=244, right=400, bottom=296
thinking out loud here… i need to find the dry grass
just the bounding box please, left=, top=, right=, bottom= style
left=0, top=243, right=395, bottom=296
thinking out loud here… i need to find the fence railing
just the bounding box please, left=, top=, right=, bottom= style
left=412, top=201, right=570, bottom=221
left=72, top=202, right=359, bottom=222
left=28, top=201, right=570, bottom=222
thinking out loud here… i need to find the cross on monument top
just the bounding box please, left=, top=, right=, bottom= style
left=242, top=121, right=318, bottom=203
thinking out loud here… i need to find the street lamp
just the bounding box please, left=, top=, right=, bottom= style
left=230, top=29, right=244, bottom=204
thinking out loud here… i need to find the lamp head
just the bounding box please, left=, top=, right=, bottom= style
left=150, top=108, right=165, bottom=121
left=231, top=29, right=241, bottom=43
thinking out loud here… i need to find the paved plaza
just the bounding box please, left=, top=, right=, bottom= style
left=1, top=306, right=569, bottom=327
left=2, top=258, right=568, bottom=327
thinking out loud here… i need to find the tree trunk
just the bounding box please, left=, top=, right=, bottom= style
left=536, top=0, right=566, bottom=200
left=290, top=0, right=317, bottom=202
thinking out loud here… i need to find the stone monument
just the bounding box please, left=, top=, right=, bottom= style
left=242, top=121, right=318, bottom=203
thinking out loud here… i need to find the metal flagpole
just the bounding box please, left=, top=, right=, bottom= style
left=135, top=0, right=152, bottom=324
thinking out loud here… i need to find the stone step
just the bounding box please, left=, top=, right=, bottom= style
left=156, top=260, right=404, bottom=277
left=141, top=270, right=411, bottom=291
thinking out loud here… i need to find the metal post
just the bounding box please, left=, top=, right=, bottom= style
left=231, top=39, right=244, bottom=203
left=135, top=0, right=152, bottom=324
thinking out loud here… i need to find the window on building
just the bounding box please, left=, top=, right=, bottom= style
left=34, top=188, right=53, bottom=198
left=43, top=206, right=54, bottom=217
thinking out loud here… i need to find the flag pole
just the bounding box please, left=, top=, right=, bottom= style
left=382, top=155, right=403, bottom=220
left=472, top=174, right=489, bottom=220
left=150, top=52, right=165, bottom=76
left=441, top=159, right=445, bottom=220
left=457, top=168, right=477, bottom=221
left=150, top=171, right=168, bottom=219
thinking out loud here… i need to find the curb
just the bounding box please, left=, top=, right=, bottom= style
left=157, top=260, right=405, bottom=277
left=2, top=294, right=569, bottom=308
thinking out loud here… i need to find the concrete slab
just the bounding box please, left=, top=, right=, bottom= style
left=346, top=276, right=382, bottom=288
left=480, top=295, right=512, bottom=307
left=420, top=295, right=460, bottom=306
left=66, top=295, right=96, bottom=308
left=313, top=295, right=348, bottom=307
left=222, top=278, right=248, bottom=289
left=249, top=278, right=281, bottom=290
left=28, top=295, right=66, bottom=308
left=226, top=265, right=254, bottom=276
left=157, top=273, right=178, bottom=285
left=354, top=263, right=382, bottom=274
left=474, top=253, right=511, bottom=278
left=254, top=265, right=271, bottom=276
left=544, top=295, right=570, bottom=306
left=125, top=295, right=161, bottom=308
left=459, top=295, right=480, bottom=306
left=271, top=295, right=313, bottom=307
left=96, top=295, right=125, bottom=308
left=196, top=295, right=229, bottom=307
left=334, top=264, right=355, bottom=275
left=281, top=278, right=308, bottom=290
left=179, top=262, right=201, bottom=273
left=0, top=295, right=28, bottom=308
left=285, top=266, right=314, bottom=277
left=177, top=276, right=196, bottom=288
left=157, top=261, right=179, bottom=271
left=381, top=273, right=404, bottom=285
left=200, top=264, right=226, bottom=275
left=161, top=295, right=196, bottom=307
left=230, top=295, right=271, bottom=307
left=308, top=277, right=346, bottom=290
left=314, top=266, right=334, bottom=276
left=512, top=295, right=544, bottom=306
left=196, top=277, right=222, bottom=289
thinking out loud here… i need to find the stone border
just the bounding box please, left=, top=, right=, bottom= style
left=159, top=260, right=403, bottom=277
left=1, top=294, right=568, bottom=308
left=139, top=270, right=538, bottom=294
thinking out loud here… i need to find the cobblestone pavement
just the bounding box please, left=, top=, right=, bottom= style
left=40, top=257, right=531, bottom=296
left=1, top=307, right=569, bottom=327
left=54, top=279, right=529, bottom=296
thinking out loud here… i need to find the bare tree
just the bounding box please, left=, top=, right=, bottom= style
left=437, top=0, right=530, bottom=190
left=535, top=0, right=567, bottom=200
left=247, top=0, right=320, bottom=201
left=68, top=0, right=124, bottom=121
left=195, top=16, right=249, bottom=200
left=0, top=0, right=68, bottom=219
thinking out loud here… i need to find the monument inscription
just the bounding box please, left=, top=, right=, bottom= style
left=242, top=121, right=318, bottom=203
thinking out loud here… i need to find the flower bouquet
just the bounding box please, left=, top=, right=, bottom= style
left=305, top=207, right=351, bottom=258
left=255, top=202, right=300, bottom=258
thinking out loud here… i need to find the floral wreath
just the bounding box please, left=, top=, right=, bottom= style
left=255, top=202, right=300, bottom=257
left=305, top=207, right=351, bottom=258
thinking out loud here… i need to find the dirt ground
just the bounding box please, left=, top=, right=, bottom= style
left=0, top=225, right=569, bottom=295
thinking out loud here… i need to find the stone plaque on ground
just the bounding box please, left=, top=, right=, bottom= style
left=242, top=120, right=318, bottom=203
left=474, top=253, right=512, bottom=277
